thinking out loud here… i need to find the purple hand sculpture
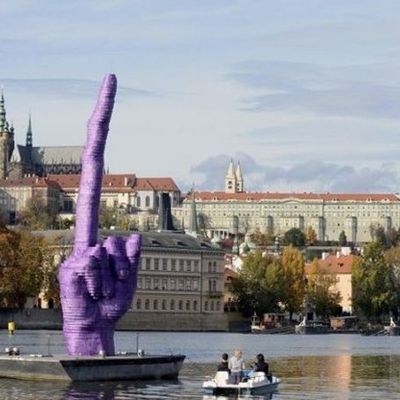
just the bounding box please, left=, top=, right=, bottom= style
left=59, top=74, right=141, bottom=356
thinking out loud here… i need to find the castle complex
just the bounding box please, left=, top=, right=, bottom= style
left=173, top=161, right=400, bottom=244
left=0, top=90, right=82, bottom=180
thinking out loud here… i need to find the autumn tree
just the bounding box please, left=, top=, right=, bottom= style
left=0, top=227, right=50, bottom=308
left=231, top=251, right=284, bottom=317
left=250, top=228, right=275, bottom=247
left=284, top=228, right=306, bottom=247
left=352, top=242, right=393, bottom=321
left=305, top=227, right=317, bottom=246
left=280, top=246, right=306, bottom=321
left=305, top=259, right=342, bottom=318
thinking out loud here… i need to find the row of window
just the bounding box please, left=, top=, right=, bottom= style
left=140, top=258, right=219, bottom=273
left=135, top=298, right=221, bottom=312
left=138, top=277, right=199, bottom=291
left=137, top=278, right=219, bottom=293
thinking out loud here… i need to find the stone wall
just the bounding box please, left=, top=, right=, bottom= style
left=0, top=309, right=229, bottom=332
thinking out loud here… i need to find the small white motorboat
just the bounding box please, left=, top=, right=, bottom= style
left=202, top=371, right=280, bottom=396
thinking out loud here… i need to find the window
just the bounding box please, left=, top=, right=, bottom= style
left=186, top=300, right=190, bottom=311
left=193, top=280, right=199, bottom=291
left=137, top=278, right=142, bottom=289
left=145, top=279, right=151, bottom=290
left=153, top=278, right=159, bottom=290
left=193, top=260, right=199, bottom=272
left=210, top=301, right=214, bottom=311
left=162, top=299, right=166, bottom=310
left=179, top=259, right=184, bottom=271
left=178, top=279, right=184, bottom=290
left=208, top=261, right=212, bottom=272
left=136, top=197, right=141, bottom=207
left=162, top=258, right=168, bottom=271
left=179, top=300, right=183, bottom=310
left=204, top=301, right=208, bottom=311
left=213, top=261, right=217, bottom=273
left=171, top=259, right=176, bottom=271
left=216, top=301, right=221, bottom=311
left=145, top=196, right=150, bottom=207
left=136, top=299, right=141, bottom=309
left=162, top=278, right=167, bottom=290
left=212, top=280, right=217, bottom=292
left=154, top=258, right=159, bottom=271
left=186, top=260, right=191, bottom=272
left=185, top=280, right=191, bottom=291
left=153, top=299, right=158, bottom=310
left=193, top=300, right=198, bottom=311
left=145, top=258, right=151, bottom=270
left=170, top=279, right=176, bottom=290
left=145, top=299, right=150, bottom=310
left=170, top=299, right=175, bottom=310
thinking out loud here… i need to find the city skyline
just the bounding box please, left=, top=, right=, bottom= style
left=1, top=1, right=400, bottom=193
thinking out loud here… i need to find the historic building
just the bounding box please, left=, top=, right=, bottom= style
left=173, top=161, right=400, bottom=244
left=0, top=176, right=61, bottom=224
left=305, top=252, right=354, bottom=313
left=37, top=229, right=227, bottom=331
left=51, top=174, right=181, bottom=221
left=0, top=90, right=82, bottom=180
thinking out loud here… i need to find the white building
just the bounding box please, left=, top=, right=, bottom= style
left=173, top=161, right=400, bottom=244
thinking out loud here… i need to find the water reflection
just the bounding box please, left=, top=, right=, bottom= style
left=63, top=380, right=182, bottom=399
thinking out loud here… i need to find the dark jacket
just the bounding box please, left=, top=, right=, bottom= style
left=253, top=360, right=269, bottom=375
left=217, top=361, right=230, bottom=372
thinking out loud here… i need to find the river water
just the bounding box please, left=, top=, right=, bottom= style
left=0, top=330, right=399, bottom=399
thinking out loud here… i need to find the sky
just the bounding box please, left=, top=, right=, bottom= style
left=1, top=0, right=400, bottom=193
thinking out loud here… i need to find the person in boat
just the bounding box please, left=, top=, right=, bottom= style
left=252, top=353, right=269, bottom=375
left=247, top=353, right=273, bottom=382
left=229, top=349, right=245, bottom=384
left=217, top=353, right=230, bottom=372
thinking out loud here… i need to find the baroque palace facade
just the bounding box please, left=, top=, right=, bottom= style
left=173, top=160, right=400, bottom=244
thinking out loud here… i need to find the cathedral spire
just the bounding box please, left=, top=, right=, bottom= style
left=0, top=87, right=6, bottom=133
left=235, top=160, right=244, bottom=192
left=26, top=113, right=33, bottom=147
left=225, top=159, right=237, bottom=193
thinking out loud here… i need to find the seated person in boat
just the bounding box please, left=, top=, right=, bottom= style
left=217, top=353, right=230, bottom=372
left=229, top=349, right=245, bottom=384
left=249, top=353, right=272, bottom=381
left=252, top=353, right=269, bottom=374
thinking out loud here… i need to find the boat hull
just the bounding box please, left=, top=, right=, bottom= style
left=0, top=354, right=185, bottom=381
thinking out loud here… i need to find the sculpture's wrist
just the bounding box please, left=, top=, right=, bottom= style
left=63, top=327, right=115, bottom=356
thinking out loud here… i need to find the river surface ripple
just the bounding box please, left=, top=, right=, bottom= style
left=0, top=331, right=399, bottom=399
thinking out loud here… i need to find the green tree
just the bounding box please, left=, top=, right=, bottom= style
left=19, top=197, right=58, bottom=230
left=231, top=251, right=284, bottom=317
left=99, top=204, right=117, bottom=229
left=352, top=242, right=393, bottom=321
left=384, top=246, right=400, bottom=319
left=338, top=231, right=347, bottom=246
left=281, top=246, right=306, bottom=321
left=370, top=225, right=389, bottom=248
left=198, top=212, right=211, bottom=238
left=284, top=228, right=306, bottom=247
left=305, top=259, right=342, bottom=318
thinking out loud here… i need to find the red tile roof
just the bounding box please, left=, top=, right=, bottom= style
left=305, top=254, right=355, bottom=274
left=0, top=177, right=60, bottom=189
left=134, top=177, right=180, bottom=192
left=49, top=174, right=136, bottom=191
left=186, top=191, right=400, bottom=202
